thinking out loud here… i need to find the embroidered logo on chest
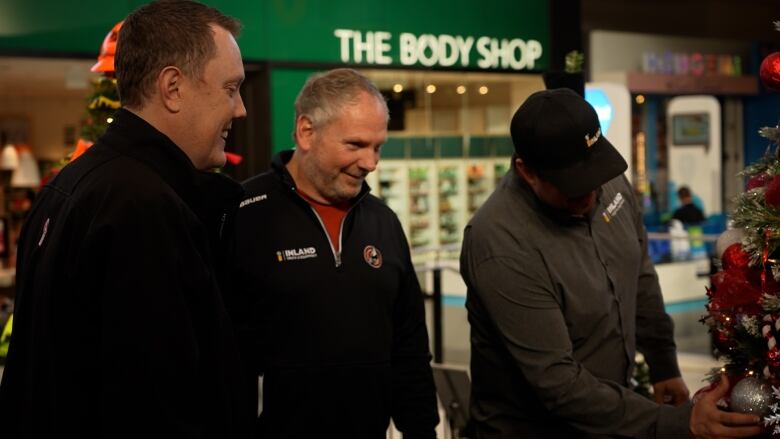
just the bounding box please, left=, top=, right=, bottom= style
left=601, top=192, right=625, bottom=223
left=363, top=245, right=383, bottom=268
left=276, top=246, right=318, bottom=262
left=239, top=194, right=267, bottom=208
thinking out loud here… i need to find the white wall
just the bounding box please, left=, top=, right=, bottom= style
left=667, top=95, right=722, bottom=214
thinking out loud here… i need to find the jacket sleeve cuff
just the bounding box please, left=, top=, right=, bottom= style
left=656, top=402, right=692, bottom=438
left=645, top=349, right=682, bottom=383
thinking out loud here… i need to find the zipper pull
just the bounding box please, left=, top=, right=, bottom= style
left=335, top=251, right=342, bottom=267
left=218, top=212, right=227, bottom=238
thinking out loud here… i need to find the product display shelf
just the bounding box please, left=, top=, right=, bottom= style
left=437, top=161, right=467, bottom=246
left=366, top=163, right=410, bottom=237
left=369, top=157, right=511, bottom=254
left=408, top=161, right=438, bottom=250
left=466, top=160, right=495, bottom=215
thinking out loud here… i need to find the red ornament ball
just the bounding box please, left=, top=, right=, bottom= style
left=766, top=175, right=780, bottom=208
left=721, top=243, right=751, bottom=271
left=761, top=52, right=780, bottom=90
left=747, top=173, right=771, bottom=190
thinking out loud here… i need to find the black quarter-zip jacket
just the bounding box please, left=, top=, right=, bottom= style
left=0, top=109, right=250, bottom=438
left=228, top=151, right=438, bottom=438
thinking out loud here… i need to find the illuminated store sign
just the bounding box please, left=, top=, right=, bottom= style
left=334, top=29, right=543, bottom=71
left=641, top=52, right=742, bottom=76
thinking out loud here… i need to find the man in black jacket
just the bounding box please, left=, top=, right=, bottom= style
left=230, top=68, right=439, bottom=438
left=0, top=2, right=250, bottom=437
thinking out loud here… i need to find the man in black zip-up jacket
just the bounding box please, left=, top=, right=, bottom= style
left=228, top=69, right=439, bottom=438
left=0, top=2, right=252, bottom=437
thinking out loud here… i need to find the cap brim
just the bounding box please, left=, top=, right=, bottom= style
left=537, top=136, right=628, bottom=198
left=90, top=56, right=114, bottom=73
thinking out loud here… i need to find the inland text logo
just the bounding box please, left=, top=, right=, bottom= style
left=277, top=247, right=318, bottom=262
left=601, top=192, right=625, bottom=223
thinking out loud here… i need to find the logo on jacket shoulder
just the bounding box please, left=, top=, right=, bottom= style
left=277, top=247, right=318, bottom=262
left=601, top=192, right=625, bottom=223
left=38, top=218, right=50, bottom=247
left=240, top=194, right=267, bottom=208
left=363, top=245, right=382, bottom=268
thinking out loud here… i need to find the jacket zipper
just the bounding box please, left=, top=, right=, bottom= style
left=293, top=187, right=368, bottom=268
left=309, top=206, right=342, bottom=267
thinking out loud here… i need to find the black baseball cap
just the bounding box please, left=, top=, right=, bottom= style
left=510, top=88, right=628, bottom=198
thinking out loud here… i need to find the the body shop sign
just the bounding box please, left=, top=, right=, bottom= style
left=334, top=29, right=543, bottom=70
left=0, top=0, right=550, bottom=72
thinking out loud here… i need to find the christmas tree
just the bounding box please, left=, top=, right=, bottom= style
left=700, top=29, right=780, bottom=434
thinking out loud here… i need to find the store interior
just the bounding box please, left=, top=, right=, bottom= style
left=2, top=7, right=780, bottom=426
left=0, top=54, right=732, bottom=391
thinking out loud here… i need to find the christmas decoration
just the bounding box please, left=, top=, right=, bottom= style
left=63, top=21, right=124, bottom=166
left=768, top=175, right=780, bottom=208
left=701, top=117, right=780, bottom=433
left=91, top=21, right=122, bottom=74
left=761, top=52, right=780, bottom=91
left=748, top=173, right=772, bottom=190
left=731, top=377, right=774, bottom=417
left=716, top=228, right=747, bottom=259
left=721, top=243, right=751, bottom=271
left=79, top=76, right=120, bottom=148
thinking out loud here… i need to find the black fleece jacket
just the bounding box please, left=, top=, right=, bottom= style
left=228, top=151, right=439, bottom=438
left=0, top=109, right=250, bottom=438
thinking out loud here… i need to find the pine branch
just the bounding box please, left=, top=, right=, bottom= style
left=760, top=126, right=780, bottom=143
left=741, top=315, right=763, bottom=337
left=766, top=413, right=780, bottom=426
left=765, top=294, right=780, bottom=313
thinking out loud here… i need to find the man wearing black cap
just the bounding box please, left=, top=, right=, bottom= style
left=460, top=88, right=762, bottom=438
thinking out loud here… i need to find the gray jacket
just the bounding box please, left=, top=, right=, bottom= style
left=461, top=168, right=692, bottom=438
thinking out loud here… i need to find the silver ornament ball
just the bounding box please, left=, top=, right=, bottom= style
left=730, top=376, right=773, bottom=417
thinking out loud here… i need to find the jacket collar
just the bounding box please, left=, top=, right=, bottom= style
left=101, top=108, right=243, bottom=217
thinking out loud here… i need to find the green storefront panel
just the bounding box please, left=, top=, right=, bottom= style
left=0, top=0, right=550, bottom=72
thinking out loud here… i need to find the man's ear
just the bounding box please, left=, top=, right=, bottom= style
left=294, top=115, right=315, bottom=151
left=515, top=158, right=542, bottom=187
left=158, top=66, right=184, bottom=113
left=514, top=157, right=532, bottom=181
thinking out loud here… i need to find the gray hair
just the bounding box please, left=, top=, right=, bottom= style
left=293, top=68, right=388, bottom=138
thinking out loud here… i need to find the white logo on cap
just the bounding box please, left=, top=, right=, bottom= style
left=585, top=128, right=601, bottom=148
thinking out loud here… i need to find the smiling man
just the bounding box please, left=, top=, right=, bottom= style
left=0, top=1, right=250, bottom=437
left=228, top=68, right=439, bottom=438
left=460, top=88, right=761, bottom=438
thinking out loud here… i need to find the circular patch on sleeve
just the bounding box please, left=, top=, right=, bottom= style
left=363, top=245, right=383, bottom=268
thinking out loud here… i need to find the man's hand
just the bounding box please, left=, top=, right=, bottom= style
left=654, top=377, right=690, bottom=406
left=690, top=375, right=763, bottom=439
